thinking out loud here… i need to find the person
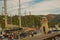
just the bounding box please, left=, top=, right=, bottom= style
left=20, top=32, right=27, bottom=38
left=31, top=32, right=34, bottom=37
left=12, top=32, right=18, bottom=40
left=0, top=33, right=3, bottom=40
left=8, top=33, right=13, bottom=40
left=43, top=27, right=46, bottom=34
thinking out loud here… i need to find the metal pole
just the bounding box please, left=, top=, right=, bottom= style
left=29, top=11, right=32, bottom=27
left=24, top=10, right=26, bottom=16
left=2, top=7, right=3, bottom=15
left=29, top=11, right=31, bottom=16
left=10, top=15, right=12, bottom=24
left=18, top=1, right=21, bottom=40
left=18, top=0, right=21, bottom=28
left=4, top=0, right=7, bottom=28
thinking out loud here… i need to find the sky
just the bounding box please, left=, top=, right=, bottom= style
left=0, top=0, right=60, bottom=15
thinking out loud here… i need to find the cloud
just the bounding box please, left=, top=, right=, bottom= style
left=21, top=0, right=32, bottom=4
left=0, top=0, right=60, bottom=15
left=31, top=0, right=60, bottom=11
left=21, top=0, right=60, bottom=15
left=6, top=0, right=32, bottom=15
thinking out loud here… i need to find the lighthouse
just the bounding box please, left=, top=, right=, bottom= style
left=41, top=17, right=49, bottom=34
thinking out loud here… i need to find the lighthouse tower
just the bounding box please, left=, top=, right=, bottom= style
left=41, top=17, right=49, bottom=34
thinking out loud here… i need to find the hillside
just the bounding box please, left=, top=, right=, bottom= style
left=0, top=14, right=60, bottom=28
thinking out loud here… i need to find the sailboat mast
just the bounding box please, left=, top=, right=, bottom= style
left=4, top=0, right=7, bottom=28
left=18, top=0, right=21, bottom=28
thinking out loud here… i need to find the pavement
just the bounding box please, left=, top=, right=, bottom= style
left=22, top=33, right=60, bottom=40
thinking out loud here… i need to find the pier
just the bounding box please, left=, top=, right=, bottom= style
left=23, top=33, right=60, bottom=40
